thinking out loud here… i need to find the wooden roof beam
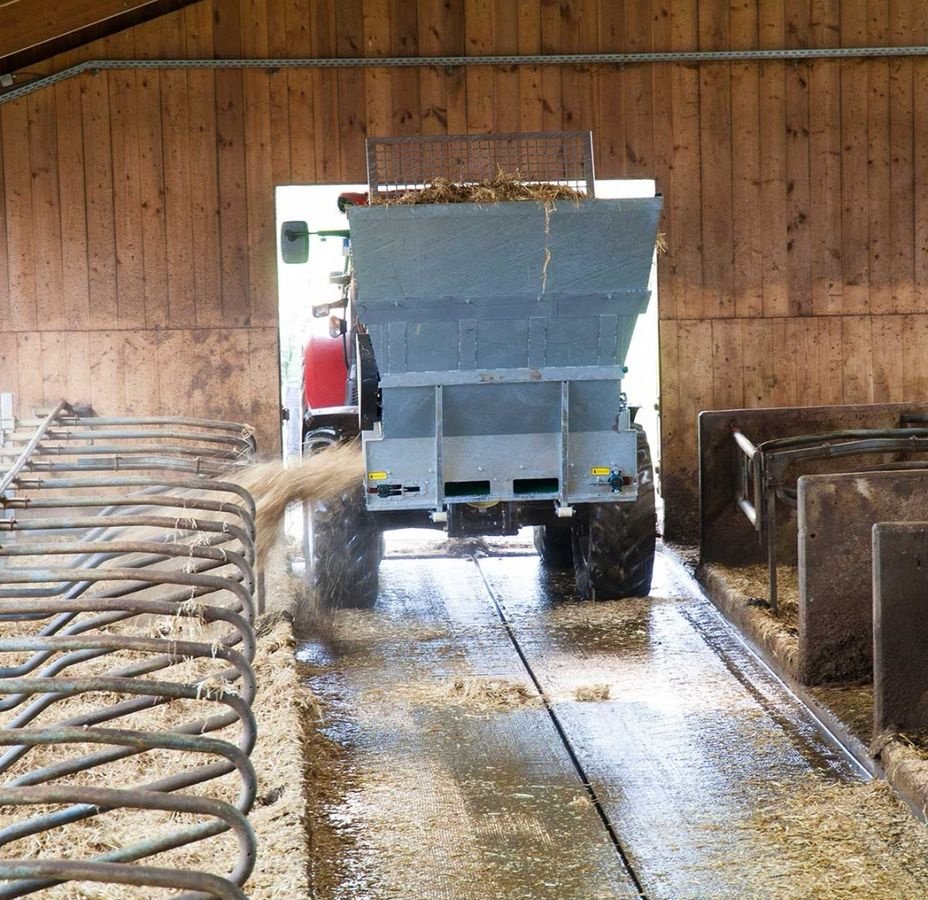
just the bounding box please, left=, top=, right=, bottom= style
left=0, top=0, right=204, bottom=75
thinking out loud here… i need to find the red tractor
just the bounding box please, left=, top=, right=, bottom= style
left=281, top=133, right=661, bottom=610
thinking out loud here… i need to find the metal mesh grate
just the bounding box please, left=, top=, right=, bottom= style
left=366, top=131, right=595, bottom=197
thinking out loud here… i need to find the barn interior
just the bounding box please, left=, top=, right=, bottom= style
left=2, top=2, right=928, bottom=898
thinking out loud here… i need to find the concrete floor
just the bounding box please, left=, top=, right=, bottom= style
left=297, top=541, right=928, bottom=899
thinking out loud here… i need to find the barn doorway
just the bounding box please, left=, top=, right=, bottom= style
left=275, top=184, right=364, bottom=461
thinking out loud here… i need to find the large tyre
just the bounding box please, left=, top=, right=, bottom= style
left=303, top=428, right=382, bottom=609
left=533, top=525, right=574, bottom=569
left=571, top=426, right=656, bottom=600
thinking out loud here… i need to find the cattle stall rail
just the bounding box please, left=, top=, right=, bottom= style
left=0, top=399, right=259, bottom=899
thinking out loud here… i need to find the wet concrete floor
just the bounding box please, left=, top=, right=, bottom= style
left=297, top=545, right=928, bottom=899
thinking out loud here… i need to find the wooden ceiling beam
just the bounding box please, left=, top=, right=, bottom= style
left=0, top=0, right=205, bottom=74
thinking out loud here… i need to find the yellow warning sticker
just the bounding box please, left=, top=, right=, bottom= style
left=590, top=467, right=611, bottom=476
left=367, top=471, right=388, bottom=481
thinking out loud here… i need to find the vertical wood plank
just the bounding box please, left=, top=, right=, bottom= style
left=240, top=0, right=269, bottom=56
left=81, top=69, right=117, bottom=330
left=363, top=0, right=392, bottom=140
left=889, top=0, right=915, bottom=313
left=107, top=31, right=145, bottom=329
left=212, top=1, right=249, bottom=325
left=0, top=334, right=18, bottom=400
left=464, top=0, right=495, bottom=134
left=668, top=4, right=702, bottom=321
left=445, top=66, right=468, bottom=135
left=679, top=322, right=714, bottom=418
left=914, top=56, right=928, bottom=310
left=287, top=68, right=316, bottom=180
left=595, top=0, right=626, bottom=177
left=808, top=58, right=843, bottom=315
left=698, top=57, right=733, bottom=318
left=807, top=0, right=842, bottom=316
left=902, top=314, right=928, bottom=400
left=161, top=62, right=196, bottom=328
left=492, top=1, right=520, bottom=134
left=839, top=5, right=870, bottom=314
left=841, top=316, right=873, bottom=403
left=248, top=326, right=283, bottom=455
left=266, top=1, right=292, bottom=186
left=156, top=329, right=198, bottom=416
left=134, top=44, right=169, bottom=329
left=16, top=333, right=44, bottom=412
left=215, top=66, right=251, bottom=325
left=183, top=4, right=221, bottom=329
left=517, top=3, right=543, bottom=134
left=123, top=331, right=162, bottom=414
left=539, top=2, right=562, bottom=131
left=741, top=318, right=775, bottom=408
left=186, top=69, right=223, bottom=328
left=871, top=315, right=904, bottom=402
left=809, top=0, right=841, bottom=45
left=239, top=0, right=275, bottom=328
left=0, top=122, right=8, bottom=327
left=817, top=315, right=844, bottom=405
left=417, top=67, right=447, bottom=131
left=650, top=0, right=673, bottom=322
left=698, top=1, right=735, bottom=319
left=391, top=0, right=420, bottom=135
left=89, top=332, right=126, bottom=414
left=312, top=0, right=341, bottom=180
left=758, top=4, right=789, bottom=318
left=64, top=331, right=92, bottom=407
left=770, top=319, right=797, bottom=406
left=792, top=318, right=817, bottom=405
left=867, top=0, right=892, bottom=315
left=711, top=319, right=744, bottom=410
left=54, top=55, right=91, bottom=331
left=418, top=0, right=455, bottom=134
left=558, top=0, right=596, bottom=135
left=785, top=56, right=812, bottom=317
left=335, top=0, right=367, bottom=178
left=285, top=0, right=315, bottom=181
left=159, top=15, right=195, bottom=317
left=40, top=332, right=67, bottom=405
left=1, top=99, right=37, bottom=331
left=183, top=6, right=214, bottom=66
left=729, top=3, right=763, bottom=319
left=673, top=319, right=713, bottom=535
left=158, top=8, right=188, bottom=54
left=243, top=70, right=277, bottom=327
left=27, top=87, right=65, bottom=331
left=656, top=318, right=683, bottom=538
left=623, top=0, right=652, bottom=178
left=208, top=329, right=250, bottom=424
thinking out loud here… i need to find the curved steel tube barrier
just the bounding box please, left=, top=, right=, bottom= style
left=731, top=423, right=928, bottom=613
left=0, top=405, right=260, bottom=898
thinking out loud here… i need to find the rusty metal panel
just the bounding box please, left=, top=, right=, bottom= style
left=798, top=471, right=928, bottom=684
left=873, top=522, right=928, bottom=733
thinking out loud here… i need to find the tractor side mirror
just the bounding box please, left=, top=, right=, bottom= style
left=312, top=297, right=347, bottom=318
left=280, top=220, right=310, bottom=264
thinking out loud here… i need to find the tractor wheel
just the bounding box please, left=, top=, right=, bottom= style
left=533, top=526, right=574, bottom=569
left=571, top=426, right=656, bottom=600
left=303, top=428, right=382, bottom=610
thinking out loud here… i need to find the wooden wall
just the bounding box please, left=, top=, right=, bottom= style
left=1, top=1, right=927, bottom=538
